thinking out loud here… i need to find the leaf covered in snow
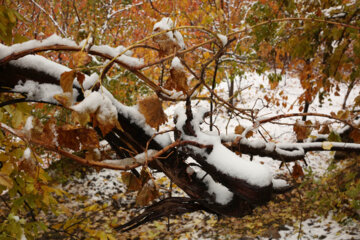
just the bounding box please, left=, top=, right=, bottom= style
left=70, top=91, right=118, bottom=135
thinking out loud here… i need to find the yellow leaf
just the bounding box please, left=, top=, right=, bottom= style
left=1, top=161, right=14, bottom=175
left=71, top=111, right=90, bottom=126
left=107, top=234, right=117, bottom=240
left=53, top=92, right=72, bottom=107
left=96, top=231, right=107, bottom=240
left=0, top=173, right=13, bottom=188
left=322, top=141, right=333, bottom=150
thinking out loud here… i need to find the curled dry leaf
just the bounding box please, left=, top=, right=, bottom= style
left=138, top=95, right=167, bottom=129
left=164, top=57, right=188, bottom=93
left=76, top=72, right=86, bottom=89
left=60, top=70, right=76, bottom=93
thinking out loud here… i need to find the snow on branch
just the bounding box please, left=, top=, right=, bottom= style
left=175, top=108, right=272, bottom=188
left=227, top=136, right=360, bottom=162
left=0, top=36, right=144, bottom=69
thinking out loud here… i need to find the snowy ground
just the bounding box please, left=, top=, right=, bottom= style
left=65, top=72, right=360, bottom=239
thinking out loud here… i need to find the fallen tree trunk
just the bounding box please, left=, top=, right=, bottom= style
left=0, top=57, right=266, bottom=224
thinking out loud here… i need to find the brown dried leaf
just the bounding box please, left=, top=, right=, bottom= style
left=93, top=116, right=115, bottom=136
left=18, top=158, right=36, bottom=177
left=318, top=124, right=330, bottom=134
left=138, top=95, right=167, bottom=129
left=121, top=172, right=142, bottom=192
left=153, top=31, right=180, bottom=56
left=57, top=125, right=99, bottom=151
left=349, top=129, right=360, bottom=143
left=292, top=162, right=304, bottom=180
left=76, top=72, right=86, bottom=88
left=57, top=124, right=80, bottom=151
left=235, top=125, right=245, bottom=135
left=78, top=128, right=99, bottom=149
left=164, top=67, right=189, bottom=93
left=136, top=180, right=159, bottom=206
left=293, top=120, right=311, bottom=141
left=29, top=118, right=44, bottom=140
left=139, top=167, right=151, bottom=186
left=234, top=125, right=253, bottom=138
left=60, top=70, right=76, bottom=93
left=40, top=118, right=57, bottom=144
left=72, top=51, right=92, bottom=67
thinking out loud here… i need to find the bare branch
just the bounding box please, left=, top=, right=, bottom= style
left=30, top=0, right=67, bottom=37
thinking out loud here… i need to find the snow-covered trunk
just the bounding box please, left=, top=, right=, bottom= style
left=0, top=59, right=264, bottom=219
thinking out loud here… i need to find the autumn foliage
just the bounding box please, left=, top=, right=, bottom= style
left=0, top=0, right=360, bottom=239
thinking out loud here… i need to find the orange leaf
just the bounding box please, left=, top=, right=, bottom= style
left=39, top=118, right=57, bottom=144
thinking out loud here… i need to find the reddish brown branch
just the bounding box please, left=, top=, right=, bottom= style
left=0, top=122, right=211, bottom=170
